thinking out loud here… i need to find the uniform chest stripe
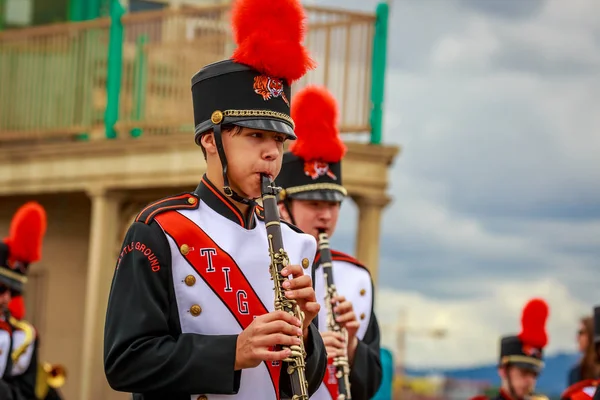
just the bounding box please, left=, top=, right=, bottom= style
left=155, top=211, right=281, bottom=398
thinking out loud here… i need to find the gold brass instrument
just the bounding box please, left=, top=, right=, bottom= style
left=261, top=174, right=309, bottom=400
left=318, top=230, right=351, bottom=400
left=35, top=362, right=66, bottom=399
left=9, top=316, right=66, bottom=399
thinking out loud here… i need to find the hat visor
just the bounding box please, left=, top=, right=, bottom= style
left=231, top=118, right=296, bottom=139
left=507, top=361, right=542, bottom=375
left=0, top=275, right=23, bottom=293
left=289, top=190, right=346, bottom=203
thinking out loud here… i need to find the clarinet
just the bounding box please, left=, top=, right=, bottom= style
left=261, top=174, right=309, bottom=400
left=318, top=229, right=352, bottom=400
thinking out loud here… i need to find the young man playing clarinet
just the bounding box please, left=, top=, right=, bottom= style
left=103, top=0, right=327, bottom=398
left=275, top=85, right=383, bottom=400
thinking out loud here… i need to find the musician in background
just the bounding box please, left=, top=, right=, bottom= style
left=103, top=0, right=327, bottom=398
left=0, top=202, right=46, bottom=400
left=561, top=306, right=600, bottom=400
left=470, top=298, right=550, bottom=400
left=275, top=85, right=383, bottom=400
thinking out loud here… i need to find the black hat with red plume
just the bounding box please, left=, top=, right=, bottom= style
left=499, top=298, right=549, bottom=373
left=275, top=85, right=347, bottom=203
left=191, top=0, right=315, bottom=204
left=0, top=202, right=47, bottom=293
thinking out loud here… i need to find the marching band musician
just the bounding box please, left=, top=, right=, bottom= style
left=471, top=298, right=551, bottom=400
left=275, top=85, right=383, bottom=400
left=560, top=306, right=600, bottom=400
left=0, top=202, right=46, bottom=400
left=102, top=0, right=327, bottom=398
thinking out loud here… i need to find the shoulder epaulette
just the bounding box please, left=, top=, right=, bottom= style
left=254, top=205, right=305, bottom=234
left=561, top=379, right=599, bottom=399
left=135, top=193, right=199, bottom=225
left=330, top=249, right=369, bottom=273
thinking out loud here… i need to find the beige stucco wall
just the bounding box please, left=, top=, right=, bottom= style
left=0, top=193, right=90, bottom=399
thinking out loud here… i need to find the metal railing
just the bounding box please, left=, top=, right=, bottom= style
left=0, top=2, right=384, bottom=145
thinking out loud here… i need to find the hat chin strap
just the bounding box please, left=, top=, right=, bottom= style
left=282, top=198, right=297, bottom=226
left=212, top=123, right=256, bottom=206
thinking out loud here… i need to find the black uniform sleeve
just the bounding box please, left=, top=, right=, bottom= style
left=350, top=310, right=383, bottom=400
left=279, top=321, right=327, bottom=398
left=104, top=221, right=241, bottom=395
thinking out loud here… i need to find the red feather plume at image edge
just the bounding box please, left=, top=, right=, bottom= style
left=518, top=298, right=549, bottom=349
left=3, top=201, right=47, bottom=263
left=289, top=85, right=346, bottom=163
left=230, top=0, right=316, bottom=83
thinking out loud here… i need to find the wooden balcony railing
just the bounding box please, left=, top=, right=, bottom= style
left=0, top=3, right=377, bottom=145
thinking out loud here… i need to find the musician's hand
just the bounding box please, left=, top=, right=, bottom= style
left=332, top=295, right=360, bottom=361
left=281, top=264, right=320, bottom=339
left=235, top=310, right=303, bottom=370
left=321, top=331, right=346, bottom=359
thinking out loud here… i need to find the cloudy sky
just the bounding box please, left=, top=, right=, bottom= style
left=312, top=0, right=600, bottom=369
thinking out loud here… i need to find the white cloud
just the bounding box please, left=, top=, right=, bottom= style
left=314, top=0, right=600, bottom=367
left=375, top=280, right=589, bottom=368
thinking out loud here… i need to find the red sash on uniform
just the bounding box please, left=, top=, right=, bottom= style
left=156, top=211, right=282, bottom=399
left=323, top=358, right=339, bottom=399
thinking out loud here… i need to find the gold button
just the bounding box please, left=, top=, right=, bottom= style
left=301, top=258, right=310, bottom=269
left=360, top=313, right=365, bottom=320
left=211, top=110, right=223, bottom=124
left=190, top=305, right=202, bottom=317
left=180, top=244, right=190, bottom=255
left=187, top=197, right=197, bottom=205
left=360, top=289, right=366, bottom=296
left=197, top=396, right=208, bottom=400
left=185, top=275, right=196, bottom=286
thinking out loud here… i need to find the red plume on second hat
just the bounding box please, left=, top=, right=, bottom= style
left=289, top=85, right=346, bottom=163
left=0, top=202, right=47, bottom=293
left=518, top=298, right=549, bottom=349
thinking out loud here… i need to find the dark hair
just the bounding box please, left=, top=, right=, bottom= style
left=198, top=124, right=243, bottom=160
left=579, top=316, right=599, bottom=379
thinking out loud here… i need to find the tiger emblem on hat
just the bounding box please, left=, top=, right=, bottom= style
left=304, top=160, right=337, bottom=180
left=253, top=75, right=290, bottom=106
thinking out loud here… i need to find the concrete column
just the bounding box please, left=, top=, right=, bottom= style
left=80, top=188, right=123, bottom=400
left=352, top=194, right=390, bottom=286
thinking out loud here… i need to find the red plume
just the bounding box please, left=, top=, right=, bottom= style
left=8, top=295, right=25, bottom=320
left=518, top=298, right=549, bottom=349
left=289, top=85, right=346, bottom=163
left=230, top=0, right=316, bottom=83
left=4, top=202, right=47, bottom=263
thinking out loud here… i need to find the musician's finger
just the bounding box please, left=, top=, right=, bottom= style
left=332, top=295, right=346, bottom=304
left=260, top=348, right=293, bottom=362
left=336, top=311, right=357, bottom=324
left=258, top=333, right=303, bottom=348
left=345, top=321, right=361, bottom=333
left=334, top=301, right=353, bottom=314
left=282, top=274, right=311, bottom=291
left=261, top=310, right=302, bottom=327
left=281, top=264, right=303, bottom=277
left=322, top=335, right=345, bottom=349
left=284, top=287, right=315, bottom=301
left=260, top=320, right=303, bottom=336
left=302, top=301, right=320, bottom=315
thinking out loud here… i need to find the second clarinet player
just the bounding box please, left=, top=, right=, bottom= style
left=103, top=0, right=328, bottom=398
left=318, top=229, right=352, bottom=399
left=276, top=86, right=384, bottom=400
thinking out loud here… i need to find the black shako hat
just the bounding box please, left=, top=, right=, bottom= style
left=499, top=298, right=550, bottom=374
left=191, top=0, right=315, bottom=204
left=275, top=85, right=347, bottom=204
left=0, top=202, right=47, bottom=293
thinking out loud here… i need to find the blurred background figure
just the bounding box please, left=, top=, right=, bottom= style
left=567, top=316, right=598, bottom=386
